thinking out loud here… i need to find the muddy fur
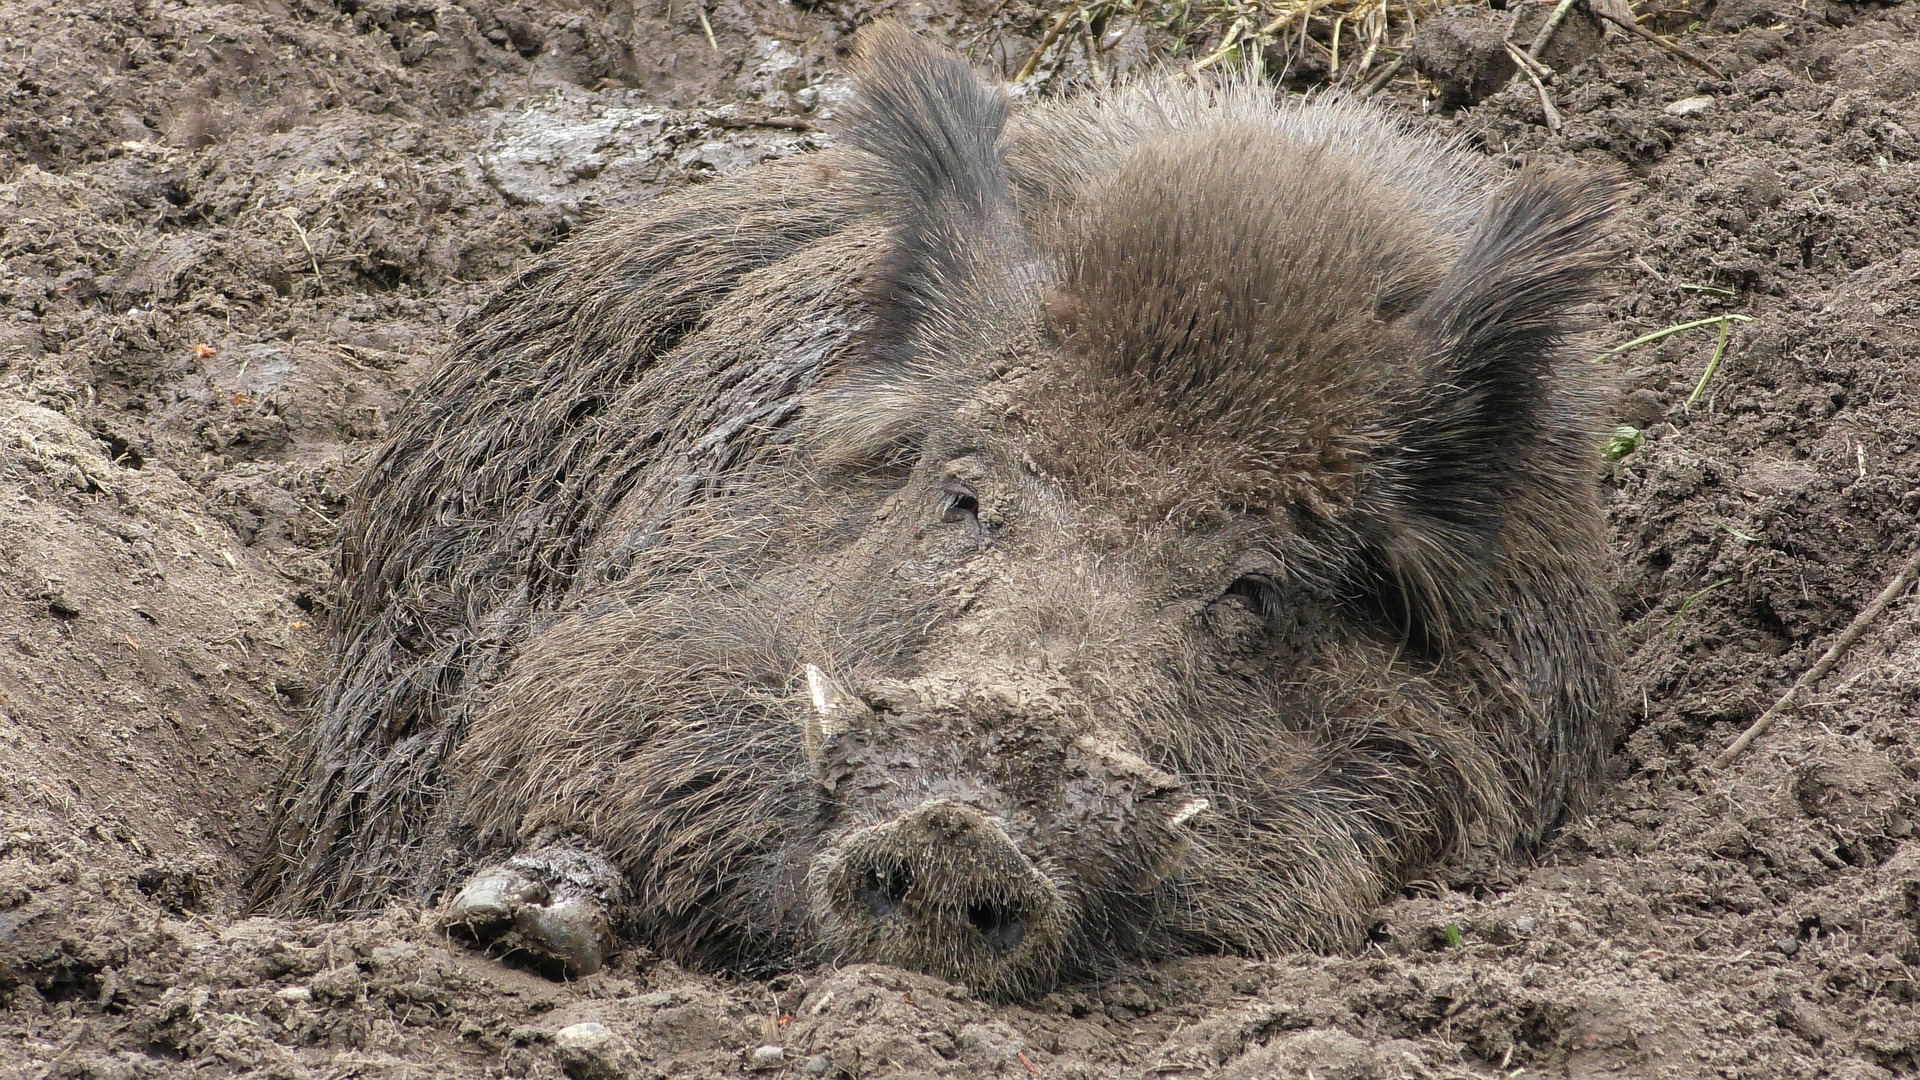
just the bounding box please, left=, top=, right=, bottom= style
left=256, top=22, right=1620, bottom=1000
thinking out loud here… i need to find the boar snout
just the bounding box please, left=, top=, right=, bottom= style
left=799, top=667, right=1214, bottom=996
left=814, top=801, right=1069, bottom=992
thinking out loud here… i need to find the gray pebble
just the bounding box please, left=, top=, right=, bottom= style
left=1665, top=94, right=1717, bottom=116
left=553, top=1022, right=645, bottom=1080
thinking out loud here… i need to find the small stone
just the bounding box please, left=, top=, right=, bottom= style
left=1778, top=937, right=1802, bottom=956
left=1514, top=916, right=1537, bottom=934
left=804, top=1055, right=833, bottom=1076
left=1665, top=94, right=1717, bottom=116
left=1620, top=388, right=1669, bottom=428
left=553, top=1022, right=645, bottom=1080
left=748, top=1045, right=786, bottom=1070
left=273, top=985, right=312, bottom=1004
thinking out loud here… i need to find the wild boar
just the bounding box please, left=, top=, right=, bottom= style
left=254, top=22, right=1620, bottom=1001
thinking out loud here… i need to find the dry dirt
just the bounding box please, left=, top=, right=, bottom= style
left=4, top=0, right=1920, bottom=1077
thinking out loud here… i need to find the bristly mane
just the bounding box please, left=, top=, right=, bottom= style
left=1026, top=126, right=1452, bottom=525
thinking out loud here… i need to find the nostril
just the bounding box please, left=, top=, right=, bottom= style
left=966, top=901, right=1027, bottom=954
left=860, top=864, right=910, bottom=919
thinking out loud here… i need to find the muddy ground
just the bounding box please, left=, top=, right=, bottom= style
left=4, top=0, right=1919, bottom=1076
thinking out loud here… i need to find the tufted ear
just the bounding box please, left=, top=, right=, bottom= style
left=837, top=21, right=1024, bottom=368
left=1355, top=169, right=1620, bottom=647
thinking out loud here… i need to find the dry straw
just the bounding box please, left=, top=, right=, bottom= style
left=1004, top=0, right=1468, bottom=92
left=999, top=0, right=1733, bottom=121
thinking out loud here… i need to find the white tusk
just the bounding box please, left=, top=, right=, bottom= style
left=802, top=664, right=858, bottom=761
left=1130, top=798, right=1211, bottom=891
left=805, top=663, right=835, bottom=717
left=1168, top=797, right=1210, bottom=829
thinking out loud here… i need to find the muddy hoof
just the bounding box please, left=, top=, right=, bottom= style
left=445, top=846, right=623, bottom=978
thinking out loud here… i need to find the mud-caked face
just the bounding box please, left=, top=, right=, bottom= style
left=789, top=419, right=1380, bottom=998
left=790, top=450, right=1242, bottom=991
left=799, top=658, right=1209, bottom=1000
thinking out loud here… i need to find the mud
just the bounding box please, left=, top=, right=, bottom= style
left=3, top=0, right=1918, bottom=1076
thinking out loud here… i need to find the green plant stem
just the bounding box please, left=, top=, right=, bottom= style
left=1684, top=315, right=1733, bottom=410
left=1595, top=314, right=1752, bottom=361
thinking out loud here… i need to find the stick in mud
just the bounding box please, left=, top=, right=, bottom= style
left=1710, top=543, right=1920, bottom=770
left=1527, top=0, right=1582, bottom=59
left=1592, top=6, right=1728, bottom=82
left=1505, top=40, right=1563, bottom=133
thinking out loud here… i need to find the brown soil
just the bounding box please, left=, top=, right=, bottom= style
left=4, top=0, right=1919, bottom=1076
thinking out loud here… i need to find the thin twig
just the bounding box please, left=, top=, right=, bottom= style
left=1711, top=544, right=1920, bottom=769
left=1080, top=10, right=1104, bottom=83
left=1348, top=0, right=1388, bottom=80
left=1528, top=0, right=1582, bottom=58
left=1508, top=40, right=1557, bottom=80
left=1014, top=7, right=1081, bottom=82
left=1592, top=313, right=1753, bottom=360
left=708, top=113, right=815, bottom=132
left=696, top=5, right=718, bottom=51
left=1593, top=7, right=1728, bottom=81
left=1356, top=52, right=1408, bottom=97
left=1188, top=17, right=1251, bottom=73
left=1504, top=40, right=1562, bottom=131
left=1683, top=315, right=1732, bottom=410
left=278, top=209, right=324, bottom=284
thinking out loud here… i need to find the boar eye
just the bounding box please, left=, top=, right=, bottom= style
left=1203, top=573, right=1276, bottom=641
left=940, top=487, right=981, bottom=528
left=1219, top=575, right=1277, bottom=616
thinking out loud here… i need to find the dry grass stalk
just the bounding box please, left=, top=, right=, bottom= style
left=1527, top=0, right=1582, bottom=57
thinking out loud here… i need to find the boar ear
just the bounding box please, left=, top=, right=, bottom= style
left=1401, top=168, right=1619, bottom=514
left=838, top=21, right=1021, bottom=366
left=1357, top=169, right=1619, bottom=642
